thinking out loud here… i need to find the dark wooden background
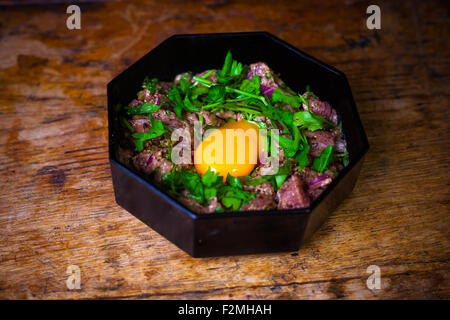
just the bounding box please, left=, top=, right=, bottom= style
left=0, top=0, right=448, bottom=299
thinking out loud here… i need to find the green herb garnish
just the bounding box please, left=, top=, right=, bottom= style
left=126, top=102, right=161, bottom=115
left=294, top=130, right=310, bottom=171
left=218, top=185, right=255, bottom=210
left=272, top=89, right=301, bottom=108
left=122, top=50, right=347, bottom=213
left=239, top=75, right=261, bottom=96
left=313, top=145, right=334, bottom=172
left=132, top=116, right=166, bottom=152
left=183, top=95, right=200, bottom=112
left=216, top=51, right=244, bottom=84
left=207, top=85, right=226, bottom=103
left=142, top=77, right=158, bottom=92
left=162, top=166, right=253, bottom=210
left=226, top=173, right=243, bottom=189
left=167, top=87, right=184, bottom=119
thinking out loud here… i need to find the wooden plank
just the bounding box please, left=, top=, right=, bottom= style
left=0, top=0, right=448, bottom=299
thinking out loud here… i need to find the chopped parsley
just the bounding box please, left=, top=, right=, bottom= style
left=162, top=167, right=254, bottom=210
left=131, top=115, right=166, bottom=152
left=313, top=145, right=334, bottom=172
left=119, top=50, right=348, bottom=213
left=142, top=77, right=158, bottom=92
left=126, top=102, right=161, bottom=115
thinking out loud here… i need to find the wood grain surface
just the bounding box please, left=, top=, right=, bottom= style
left=0, top=0, right=449, bottom=299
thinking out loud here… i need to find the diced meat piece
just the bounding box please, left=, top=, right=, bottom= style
left=137, top=89, right=162, bottom=105
left=321, top=164, right=340, bottom=179
left=129, top=118, right=150, bottom=133
left=213, top=110, right=243, bottom=124
left=129, top=99, right=143, bottom=107
left=276, top=175, right=310, bottom=209
left=115, top=146, right=134, bottom=168
left=152, top=109, right=187, bottom=129
left=141, top=135, right=167, bottom=151
left=243, top=181, right=274, bottom=197
left=305, top=130, right=335, bottom=157
left=195, top=69, right=218, bottom=83
left=132, top=150, right=157, bottom=175
left=132, top=149, right=173, bottom=180
left=200, top=110, right=214, bottom=125
left=263, top=117, right=276, bottom=130
left=157, top=81, right=172, bottom=94
left=253, top=115, right=267, bottom=122
left=328, top=163, right=344, bottom=173
left=158, top=158, right=174, bottom=175
left=308, top=176, right=332, bottom=191
left=200, top=110, right=223, bottom=127
left=203, top=197, right=222, bottom=213
left=185, top=112, right=198, bottom=125
left=335, top=138, right=346, bottom=153
left=308, top=187, right=326, bottom=202
left=307, top=175, right=333, bottom=201
left=174, top=72, right=192, bottom=85
left=178, top=191, right=221, bottom=213
left=331, top=127, right=347, bottom=153
left=298, top=167, right=321, bottom=185
left=298, top=167, right=333, bottom=187
left=302, top=93, right=338, bottom=124
left=178, top=193, right=204, bottom=213
left=243, top=195, right=276, bottom=211
left=298, top=168, right=333, bottom=201
left=258, top=144, right=285, bottom=176
left=215, top=110, right=236, bottom=120
left=246, top=62, right=279, bottom=89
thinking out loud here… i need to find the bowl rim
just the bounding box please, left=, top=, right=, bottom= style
left=108, top=31, right=369, bottom=220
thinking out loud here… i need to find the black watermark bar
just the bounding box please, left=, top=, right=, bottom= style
left=0, top=300, right=446, bottom=318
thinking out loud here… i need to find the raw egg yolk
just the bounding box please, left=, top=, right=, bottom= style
left=194, top=120, right=262, bottom=181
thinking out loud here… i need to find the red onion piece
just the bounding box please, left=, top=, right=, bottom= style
left=155, top=95, right=161, bottom=106
left=308, top=175, right=329, bottom=189
left=275, top=120, right=284, bottom=131
left=145, top=155, right=153, bottom=169
left=129, top=99, right=143, bottom=107
left=160, top=104, right=174, bottom=112
left=260, top=84, right=274, bottom=99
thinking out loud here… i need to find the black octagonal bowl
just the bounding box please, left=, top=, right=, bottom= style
left=107, top=32, right=369, bottom=257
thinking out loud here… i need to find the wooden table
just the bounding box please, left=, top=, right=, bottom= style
left=0, top=0, right=448, bottom=299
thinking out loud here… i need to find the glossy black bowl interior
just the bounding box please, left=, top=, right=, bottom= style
left=107, top=32, right=369, bottom=257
